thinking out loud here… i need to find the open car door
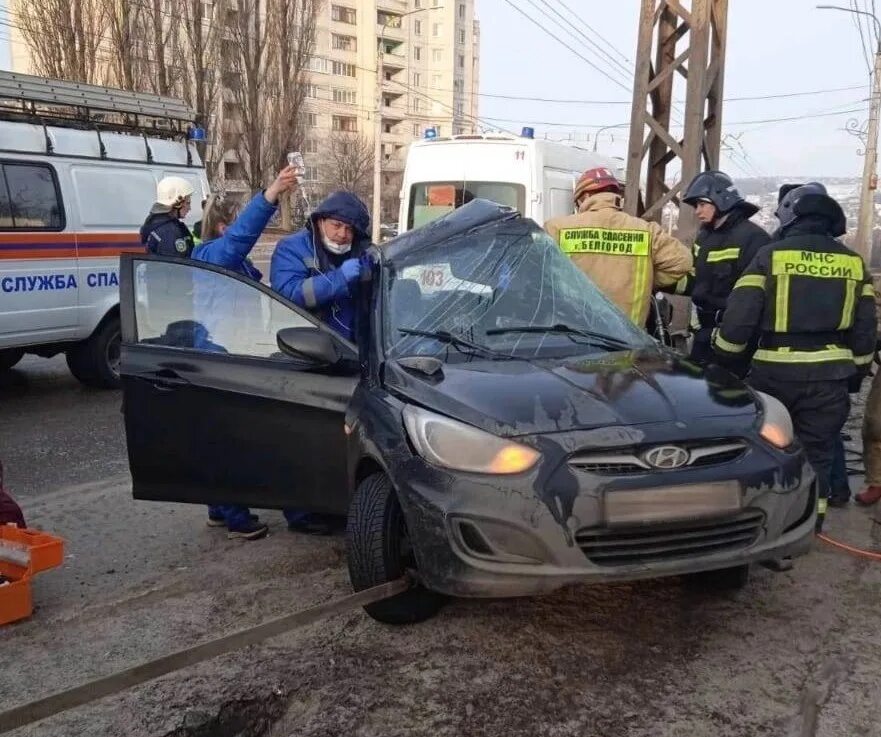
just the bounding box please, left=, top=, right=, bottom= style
left=119, top=253, right=358, bottom=515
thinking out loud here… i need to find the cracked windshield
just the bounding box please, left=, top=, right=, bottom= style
left=384, top=218, right=652, bottom=362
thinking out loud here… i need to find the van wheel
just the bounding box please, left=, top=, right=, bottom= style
left=66, top=315, right=122, bottom=389
left=0, top=348, right=24, bottom=372
left=346, top=473, right=446, bottom=625
left=685, top=564, right=750, bottom=591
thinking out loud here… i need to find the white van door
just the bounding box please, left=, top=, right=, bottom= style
left=0, top=160, right=79, bottom=346
left=543, top=168, right=578, bottom=224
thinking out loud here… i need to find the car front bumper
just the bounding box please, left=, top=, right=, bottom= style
left=393, top=436, right=816, bottom=598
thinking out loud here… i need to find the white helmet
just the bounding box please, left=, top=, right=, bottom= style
left=156, top=176, right=195, bottom=208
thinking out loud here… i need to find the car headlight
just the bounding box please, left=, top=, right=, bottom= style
left=755, top=391, right=794, bottom=449
left=403, top=406, right=540, bottom=474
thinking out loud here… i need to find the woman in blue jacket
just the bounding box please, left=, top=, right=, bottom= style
left=191, top=165, right=297, bottom=540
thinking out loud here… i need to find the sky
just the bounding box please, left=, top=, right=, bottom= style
left=475, top=0, right=875, bottom=178
left=0, top=0, right=873, bottom=178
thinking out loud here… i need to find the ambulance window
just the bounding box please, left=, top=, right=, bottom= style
left=408, top=181, right=525, bottom=229
left=0, top=163, right=64, bottom=231
left=0, top=172, right=11, bottom=228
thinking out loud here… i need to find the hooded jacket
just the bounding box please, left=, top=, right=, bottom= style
left=270, top=191, right=371, bottom=342
left=140, top=205, right=195, bottom=257
left=544, top=192, right=692, bottom=326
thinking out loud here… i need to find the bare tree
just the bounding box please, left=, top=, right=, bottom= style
left=322, top=132, right=374, bottom=201
left=100, top=0, right=150, bottom=91
left=12, top=0, right=108, bottom=84
left=177, top=0, right=228, bottom=181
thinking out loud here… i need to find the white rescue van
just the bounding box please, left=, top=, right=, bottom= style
left=398, top=130, right=624, bottom=234
left=0, top=71, right=208, bottom=387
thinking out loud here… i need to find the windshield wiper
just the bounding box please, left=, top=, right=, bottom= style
left=398, top=327, right=510, bottom=360
left=486, top=323, right=633, bottom=350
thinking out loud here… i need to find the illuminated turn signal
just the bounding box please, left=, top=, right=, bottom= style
left=488, top=445, right=541, bottom=475
left=760, top=423, right=790, bottom=449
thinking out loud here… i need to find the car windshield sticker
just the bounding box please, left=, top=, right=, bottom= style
left=401, top=264, right=493, bottom=296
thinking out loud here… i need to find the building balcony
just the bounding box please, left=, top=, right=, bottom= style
left=381, top=129, right=410, bottom=146
left=378, top=22, right=405, bottom=41
left=381, top=156, right=406, bottom=173
left=381, top=103, right=407, bottom=121
left=382, top=53, right=407, bottom=71
left=377, top=0, right=408, bottom=12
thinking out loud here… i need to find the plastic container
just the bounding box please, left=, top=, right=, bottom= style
left=0, top=526, right=64, bottom=625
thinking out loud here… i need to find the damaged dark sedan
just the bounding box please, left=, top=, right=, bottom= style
left=120, top=200, right=816, bottom=625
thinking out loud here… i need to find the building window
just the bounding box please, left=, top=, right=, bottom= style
left=384, top=123, right=393, bottom=133
left=303, top=166, right=319, bottom=182
left=453, top=78, right=464, bottom=93
left=332, top=61, right=356, bottom=77
left=432, top=0, right=440, bottom=6
left=415, top=0, right=421, bottom=7
left=459, top=3, right=465, bottom=18
left=332, top=33, right=356, bottom=51
left=305, top=84, right=319, bottom=98
left=306, top=113, right=319, bottom=127
left=414, top=46, right=422, bottom=61
left=332, top=88, right=357, bottom=104
left=413, top=98, right=422, bottom=113
left=458, top=54, right=465, bottom=68
left=432, top=23, right=441, bottom=37
left=414, top=19, right=422, bottom=34
left=413, top=123, right=421, bottom=136
left=455, top=101, right=464, bottom=116
left=432, top=73, right=442, bottom=88
left=332, top=115, right=358, bottom=132
left=432, top=48, right=443, bottom=62
left=413, top=72, right=421, bottom=86
left=331, top=5, right=356, bottom=24
left=458, top=29, right=466, bottom=44
left=307, top=56, right=329, bottom=73
left=302, top=139, right=319, bottom=154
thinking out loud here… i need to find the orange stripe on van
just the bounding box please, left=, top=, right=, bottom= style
left=0, top=232, right=145, bottom=260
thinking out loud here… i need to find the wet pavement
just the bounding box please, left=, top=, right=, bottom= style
left=1, top=356, right=881, bottom=737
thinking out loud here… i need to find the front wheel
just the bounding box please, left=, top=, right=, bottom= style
left=0, top=348, right=24, bottom=372
left=66, top=315, right=122, bottom=389
left=346, top=473, right=446, bottom=625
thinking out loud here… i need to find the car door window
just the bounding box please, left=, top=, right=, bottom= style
left=133, top=259, right=315, bottom=358
left=0, top=162, right=64, bottom=230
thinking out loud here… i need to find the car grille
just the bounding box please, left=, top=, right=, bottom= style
left=568, top=440, right=746, bottom=475
left=575, top=509, right=765, bottom=566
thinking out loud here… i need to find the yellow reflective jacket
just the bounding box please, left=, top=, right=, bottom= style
left=544, top=192, right=693, bottom=326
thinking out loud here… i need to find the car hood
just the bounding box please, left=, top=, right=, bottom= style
left=384, top=349, right=759, bottom=437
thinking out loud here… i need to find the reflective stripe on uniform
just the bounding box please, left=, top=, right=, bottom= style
left=855, top=352, right=874, bottom=366
left=753, top=346, right=853, bottom=364
left=775, top=275, right=790, bottom=332
left=706, top=247, right=740, bottom=263
left=630, top=251, right=650, bottom=323
left=838, top=279, right=857, bottom=330
left=734, top=274, right=766, bottom=290
left=558, top=227, right=651, bottom=256
left=674, top=274, right=691, bottom=294
left=714, top=333, right=747, bottom=354
left=302, top=277, right=318, bottom=308
left=862, top=282, right=877, bottom=298
left=771, top=250, right=864, bottom=280
left=817, top=498, right=828, bottom=515
left=692, top=243, right=701, bottom=258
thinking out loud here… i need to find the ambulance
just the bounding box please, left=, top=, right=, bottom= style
left=398, top=128, right=624, bottom=234
left=0, top=71, right=208, bottom=388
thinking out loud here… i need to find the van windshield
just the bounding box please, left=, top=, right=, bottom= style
left=408, top=181, right=525, bottom=230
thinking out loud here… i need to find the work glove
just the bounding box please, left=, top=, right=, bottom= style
left=340, top=257, right=363, bottom=284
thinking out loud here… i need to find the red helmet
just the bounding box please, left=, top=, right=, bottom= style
left=574, top=167, right=623, bottom=203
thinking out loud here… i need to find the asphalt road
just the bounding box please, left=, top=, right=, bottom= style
left=2, top=356, right=881, bottom=737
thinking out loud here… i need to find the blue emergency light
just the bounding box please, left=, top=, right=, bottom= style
left=424, top=127, right=438, bottom=139
left=188, top=126, right=206, bottom=141
left=521, top=127, right=534, bottom=139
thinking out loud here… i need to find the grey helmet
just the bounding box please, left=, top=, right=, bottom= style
left=682, top=170, right=758, bottom=218
left=775, top=182, right=846, bottom=237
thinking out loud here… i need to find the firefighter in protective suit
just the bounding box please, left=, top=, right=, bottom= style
left=675, top=171, right=771, bottom=368
left=544, top=168, right=692, bottom=327
left=713, top=183, right=877, bottom=532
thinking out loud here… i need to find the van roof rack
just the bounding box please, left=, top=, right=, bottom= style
left=0, top=70, right=195, bottom=137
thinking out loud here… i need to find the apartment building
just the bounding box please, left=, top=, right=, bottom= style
left=303, top=0, right=480, bottom=219
left=6, top=0, right=480, bottom=222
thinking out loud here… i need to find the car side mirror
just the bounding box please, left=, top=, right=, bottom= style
left=277, top=327, right=341, bottom=366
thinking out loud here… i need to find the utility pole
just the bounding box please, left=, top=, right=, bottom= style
left=819, top=5, right=881, bottom=262
left=372, top=7, right=442, bottom=244
left=624, top=0, right=728, bottom=243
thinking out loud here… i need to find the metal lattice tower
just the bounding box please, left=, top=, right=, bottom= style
left=624, top=0, right=729, bottom=242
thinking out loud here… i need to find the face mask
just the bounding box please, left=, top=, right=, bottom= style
left=322, top=234, right=351, bottom=255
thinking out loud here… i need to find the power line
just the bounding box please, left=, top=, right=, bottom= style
left=498, top=0, right=632, bottom=94
left=547, top=0, right=632, bottom=67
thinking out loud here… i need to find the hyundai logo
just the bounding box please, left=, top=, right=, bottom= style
left=643, top=445, right=689, bottom=469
